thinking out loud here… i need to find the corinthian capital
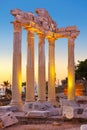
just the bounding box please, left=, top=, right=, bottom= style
left=68, top=37, right=75, bottom=46
left=48, top=37, right=55, bottom=45
left=13, top=22, right=22, bottom=32
left=38, top=33, right=45, bottom=39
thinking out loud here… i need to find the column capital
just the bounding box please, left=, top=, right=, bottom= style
left=27, top=30, right=34, bottom=40
left=38, top=33, right=45, bottom=39
left=68, top=37, right=75, bottom=46
left=71, top=31, right=80, bottom=39
left=12, top=21, right=22, bottom=32
left=26, top=28, right=34, bottom=33
left=48, top=37, right=56, bottom=44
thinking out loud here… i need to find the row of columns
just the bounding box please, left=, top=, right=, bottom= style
left=11, top=22, right=75, bottom=109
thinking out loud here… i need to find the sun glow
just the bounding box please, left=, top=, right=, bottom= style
left=68, top=72, right=75, bottom=100
left=18, top=70, right=22, bottom=94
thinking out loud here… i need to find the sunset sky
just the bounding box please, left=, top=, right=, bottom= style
left=0, top=0, right=87, bottom=83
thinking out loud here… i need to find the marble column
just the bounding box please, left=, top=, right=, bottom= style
left=26, top=30, right=35, bottom=102
left=48, top=38, right=56, bottom=103
left=68, top=38, right=75, bottom=100
left=38, top=33, right=46, bottom=101
left=11, top=22, right=22, bottom=109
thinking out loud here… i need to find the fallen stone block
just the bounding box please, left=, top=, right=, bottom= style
left=0, top=105, right=18, bottom=112
left=26, top=110, right=49, bottom=118
left=23, top=102, right=62, bottom=117
left=48, top=108, right=62, bottom=116
left=0, top=119, right=4, bottom=128
left=63, top=105, right=84, bottom=119
left=0, top=112, right=18, bottom=128
left=80, top=124, right=87, bottom=130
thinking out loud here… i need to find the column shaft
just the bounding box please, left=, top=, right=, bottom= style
left=38, top=33, right=46, bottom=101
left=11, top=22, right=22, bottom=109
left=68, top=38, right=75, bottom=100
left=48, top=38, right=56, bottom=103
left=26, top=30, right=35, bottom=102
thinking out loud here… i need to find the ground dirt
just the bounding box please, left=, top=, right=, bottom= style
left=0, top=119, right=85, bottom=130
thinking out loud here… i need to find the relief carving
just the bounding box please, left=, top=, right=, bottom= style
left=11, top=8, right=80, bottom=38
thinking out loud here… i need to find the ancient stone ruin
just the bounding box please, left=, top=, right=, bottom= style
left=10, top=8, right=80, bottom=109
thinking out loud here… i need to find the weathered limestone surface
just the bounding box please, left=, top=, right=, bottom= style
left=38, top=33, right=46, bottom=101
left=80, top=125, right=87, bottom=130
left=10, top=22, right=23, bottom=110
left=26, top=30, right=35, bottom=102
left=48, top=38, right=56, bottom=104
left=0, top=112, right=18, bottom=128
left=23, top=102, right=62, bottom=117
left=68, top=38, right=75, bottom=100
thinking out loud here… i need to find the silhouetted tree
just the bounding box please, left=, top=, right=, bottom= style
left=75, top=59, right=87, bottom=80
left=22, top=82, right=26, bottom=86
left=75, top=59, right=87, bottom=95
left=3, top=80, right=9, bottom=86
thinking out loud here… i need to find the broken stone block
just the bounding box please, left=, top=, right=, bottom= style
left=23, top=102, right=62, bottom=117
left=0, top=112, right=18, bottom=128
left=63, top=106, right=74, bottom=119
left=62, top=105, right=84, bottom=119
left=80, top=124, right=87, bottom=130
left=0, top=119, right=4, bottom=128
left=0, top=105, right=18, bottom=112
left=26, top=110, right=49, bottom=118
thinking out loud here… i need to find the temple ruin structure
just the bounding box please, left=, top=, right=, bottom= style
left=10, top=8, right=80, bottom=108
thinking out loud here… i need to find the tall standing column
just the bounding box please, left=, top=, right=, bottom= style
left=11, top=22, right=22, bottom=109
left=68, top=38, right=75, bottom=100
left=48, top=38, right=56, bottom=104
left=26, top=30, right=35, bottom=102
left=38, top=33, right=46, bottom=101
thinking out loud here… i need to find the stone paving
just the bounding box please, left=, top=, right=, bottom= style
left=0, top=122, right=81, bottom=130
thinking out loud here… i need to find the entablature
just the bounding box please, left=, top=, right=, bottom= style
left=11, top=8, right=80, bottom=40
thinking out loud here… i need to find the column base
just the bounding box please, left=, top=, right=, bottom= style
left=38, top=99, right=46, bottom=102
left=25, top=98, right=35, bottom=102
left=10, top=100, right=23, bottom=111
left=68, top=96, right=76, bottom=101
left=48, top=99, right=59, bottom=107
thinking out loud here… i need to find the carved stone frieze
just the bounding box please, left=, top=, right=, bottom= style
left=11, top=8, right=80, bottom=39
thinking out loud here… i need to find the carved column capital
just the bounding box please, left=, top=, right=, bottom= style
left=27, top=30, right=34, bottom=44
left=71, top=31, right=80, bottom=39
left=48, top=37, right=56, bottom=45
left=12, top=22, right=22, bottom=32
left=38, top=33, right=45, bottom=39
left=68, top=37, right=75, bottom=46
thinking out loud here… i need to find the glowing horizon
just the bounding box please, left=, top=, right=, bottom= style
left=0, top=1, right=87, bottom=84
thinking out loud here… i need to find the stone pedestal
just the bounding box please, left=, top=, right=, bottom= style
left=38, top=33, right=46, bottom=101
left=48, top=38, right=56, bottom=104
left=10, top=22, right=23, bottom=110
left=68, top=38, right=75, bottom=100
left=26, top=30, right=35, bottom=102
